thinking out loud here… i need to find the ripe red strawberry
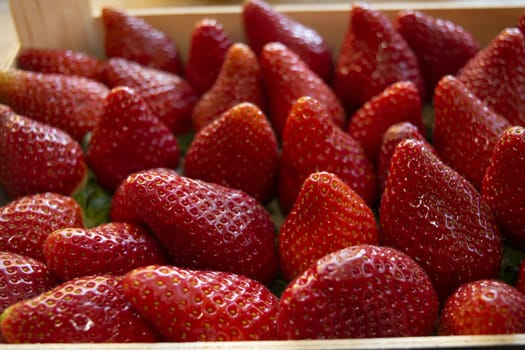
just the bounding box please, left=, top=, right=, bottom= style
left=482, top=126, right=525, bottom=250
left=333, top=2, right=425, bottom=113
left=438, top=280, right=525, bottom=335
left=44, top=222, right=169, bottom=281
left=0, top=113, right=87, bottom=199
left=0, top=193, right=83, bottom=261
left=191, top=43, right=265, bottom=131
left=0, top=69, right=108, bottom=141
left=87, top=87, right=180, bottom=190
left=278, top=172, right=378, bottom=281
left=103, top=58, right=197, bottom=135
left=0, top=251, right=57, bottom=315
left=516, top=256, right=525, bottom=294
left=277, top=245, right=439, bottom=339
left=122, top=265, right=279, bottom=341
left=110, top=168, right=179, bottom=226
left=380, top=139, right=502, bottom=301
left=347, top=81, right=424, bottom=164
left=279, top=96, right=376, bottom=214
left=184, top=102, right=279, bottom=203
left=185, top=18, right=232, bottom=95
left=102, top=7, right=182, bottom=74
left=0, top=275, right=160, bottom=343
left=243, top=0, right=333, bottom=82
left=260, top=42, right=345, bottom=139
left=110, top=169, right=278, bottom=285
left=433, top=75, right=511, bottom=190
left=17, top=48, right=106, bottom=81
left=377, top=122, right=434, bottom=194
left=457, top=28, right=525, bottom=126
left=395, top=10, right=479, bottom=94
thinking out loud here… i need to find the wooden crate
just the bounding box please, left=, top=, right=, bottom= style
left=3, top=0, right=525, bottom=348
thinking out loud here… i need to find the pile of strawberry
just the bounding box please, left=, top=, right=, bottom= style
left=1, top=0, right=525, bottom=343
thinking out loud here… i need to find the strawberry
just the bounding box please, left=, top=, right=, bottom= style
left=191, top=43, right=265, bottom=131
left=110, top=169, right=278, bottom=285
left=457, top=28, right=525, bottom=126
left=380, top=139, right=502, bottom=301
left=482, top=126, right=525, bottom=250
left=333, top=2, right=425, bottom=113
left=102, top=7, right=182, bottom=74
left=103, top=58, right=197, bottom=135
left=185, top=18, right=233, bottom=95
left=0, top=69, right=108, bottom=142
left=438, top=280, right=525, bottom=335
left=278, top=172, right=378, bottom=281
left=0, top=193, right=83, bottom=261
left=87, top=87, right=180, bottom=191
left=110, top=168, right=179, bottom=226
left=347, top=81, right=424, bottom=164
left=122, top=265, right=279, bottom=341
left=277, top=245, right=439, bottom=339
left=184, top=102, right=279, bottom=203
left=0, top=113, right=87, bottom=199
left=377, top=122, right=434, bottom=194
left=17, top=48, right=106, bottom=81
left=279, top=96, right=376, bottom=214
left=0, top=275, right=160, bottom=343
left=260, top=42, right=345, bottom=139
left=44, top=222, right=169, bottom=281
left=243, top=0, right=333, bottom=82
left=395, top=10, right=479, bottom=94
left=0, top=251, right=57, bottom=314
left=433, top=75, right=511, bottom=190
left=516, top=256, right=525, bottom=294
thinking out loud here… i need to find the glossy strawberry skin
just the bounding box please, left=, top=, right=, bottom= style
left=380, top=139, right=502, bottom=301
left=184, top=102, right=279, bottom=203
left=0, top=275, right=160, bottom=343
left=122, top=265, right=279, bottom=341
left=377, top=122, right=434, bottom=194
left=260, top=42, right=345, bottom=139
left=395, top=10, right=479, bottom=94
left=243, top=0, right=333, bottom=82
left=333, top=2, right=425, bottom=113
left=103, top=58, right=197, bottom=135
left=277, top=245, right=439, bottom=339
left=0, top=193, right=83, bottom=261
left=516, top=257, right=525, bottom=294
left=347, top=81, right=424, bottom=164
left=0, top=70, right=108, bottom=142
left=102, top=7, right=182, bottom=74
left=482, top=126, right=525, bottom=250
left=438, top=280, right=525, bottom=335
left=17, top=48, right=107, bottom=81
left=87, top=87, right=180, bottom=191
left=185, top=18, right=232, bottom=95
left=433, top=75, right=511, bottom=190
left=44, top=222, right=169, bottom=281
left=278, top=172, right=378, bottom=281
left=0, top=251, right=57, bottom=315
left=518, top=11, right=525, bottom=35
left=0, top=104, right=13, bottom=117
left=0, top=113, right=87, bottom=200
left=110, top=169, right=278, bottom=285
left=457, top=28, right=525, bottom=126
left=279, top=96, right=376, bottom=214
left=191, top=43, right=265, bottom=131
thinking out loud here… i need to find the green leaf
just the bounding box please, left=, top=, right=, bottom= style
left=72, top=170, right=112, bottom=228
left=499, top=243, right=525, bottom=285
